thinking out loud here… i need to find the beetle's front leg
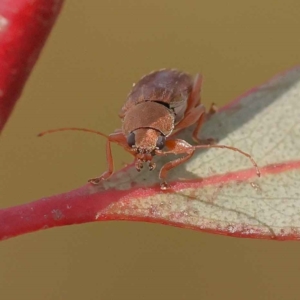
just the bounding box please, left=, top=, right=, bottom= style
left=156, top=139, right=195, bottom=190
left=88, top=138, right=114, bottom=184
left=88, top=131, right=133, bottom=184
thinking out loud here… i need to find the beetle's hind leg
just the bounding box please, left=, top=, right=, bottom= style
left=191, top=107, right=217, bottom=145
left=175, top=104, right=216, bottom=145
left=176, top=74, right=217, bottom=144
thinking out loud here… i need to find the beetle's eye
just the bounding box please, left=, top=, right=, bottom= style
left=156, top=135, right=166, bottom=150
left=127, top=132, right=136, bottom=147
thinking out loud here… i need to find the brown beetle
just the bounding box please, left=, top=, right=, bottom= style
left=39, top=69, right=260, bottom=189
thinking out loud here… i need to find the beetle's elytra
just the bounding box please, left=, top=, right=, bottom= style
left=39, top=69, right=260, bottom=189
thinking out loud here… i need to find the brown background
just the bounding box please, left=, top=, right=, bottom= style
left=1, top=0, right=300, bottom=299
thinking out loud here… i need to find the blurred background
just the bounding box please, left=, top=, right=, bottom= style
left=1, top=0, right=300, bottom=299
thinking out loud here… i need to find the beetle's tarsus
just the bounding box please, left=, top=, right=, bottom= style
left=160, top=181, right=170, bottom=190
left=148, top=162, right=156, bottom=171
left=201, top=137, right=217, bottom=145
left=192, top=136, right=217, bottom=145
left=207, top=102, right=218, bottom=117
left=88, top=178, right=101, bottom=185
left=135, top=160, right=143, bottom=171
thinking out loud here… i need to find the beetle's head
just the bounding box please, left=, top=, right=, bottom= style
left=122, top=101, right=174, bottom=172
left=127, top=128, right=166, bottom=171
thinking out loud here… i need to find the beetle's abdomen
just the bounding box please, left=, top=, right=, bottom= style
left=122, top=102, right=175, bottom=137
left=120, top=69, right=193, bottom=118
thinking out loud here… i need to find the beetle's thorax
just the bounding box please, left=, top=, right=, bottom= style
left=122, top=101, right=175, bottom=137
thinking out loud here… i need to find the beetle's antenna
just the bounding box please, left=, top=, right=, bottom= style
left=37, top=127, right=109, bottom=139
left=194, top=144, right=261, bottom=177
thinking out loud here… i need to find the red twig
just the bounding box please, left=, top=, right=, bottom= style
left=0, top=0, right=64, bottom=133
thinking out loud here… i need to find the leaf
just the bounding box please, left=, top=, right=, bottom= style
left=0, top=0, right=64, bottom=133
left=1, top=66, right=300, bottom=241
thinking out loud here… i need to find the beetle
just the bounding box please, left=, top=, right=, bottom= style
left=39, top=69, right=260, bottom=189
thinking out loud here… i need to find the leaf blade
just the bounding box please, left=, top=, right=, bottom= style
left=1, top=66, right=300, bottom=241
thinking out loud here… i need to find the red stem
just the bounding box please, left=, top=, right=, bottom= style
left=0, top=185, right=115, bottom=240
left=0, top=0, right=64, bottom=132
